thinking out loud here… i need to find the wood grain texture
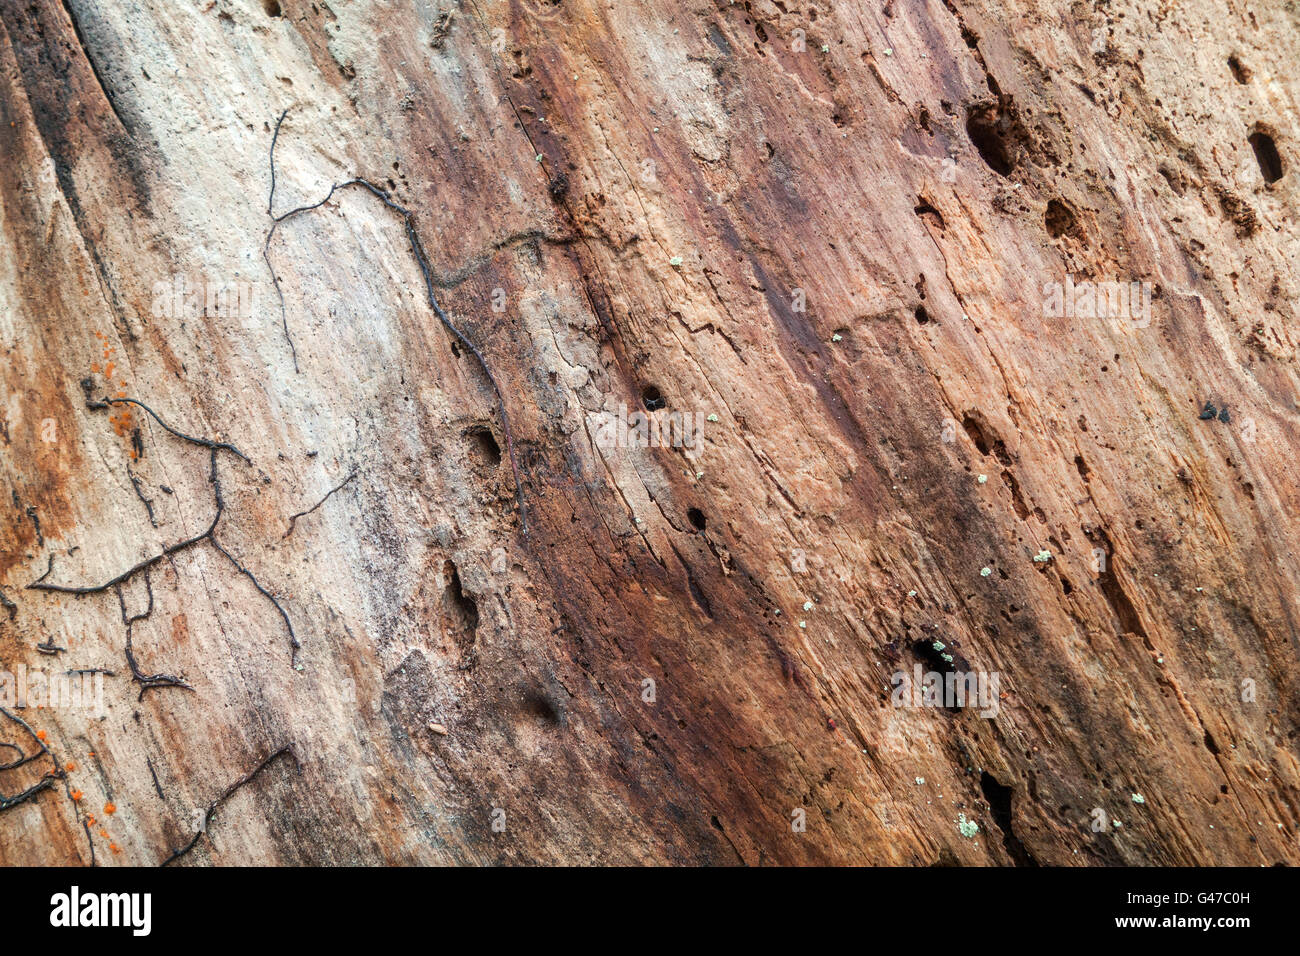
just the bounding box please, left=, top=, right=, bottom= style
left=0, top=0, right=1297, bottom=865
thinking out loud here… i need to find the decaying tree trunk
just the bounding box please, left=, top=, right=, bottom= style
left=0, top=0, right=1297, bottom=866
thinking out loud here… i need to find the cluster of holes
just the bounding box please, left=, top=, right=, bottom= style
left=641, top=385, right=666, bottom=411
left=1044, top=199, right=1080, bottom=239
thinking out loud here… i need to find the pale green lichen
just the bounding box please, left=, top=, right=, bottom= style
left=803, top=600, right=814, bottom=611
left=669, top=256, right=684, bottom=267
left=957, top=813, right=980, bottom=838
left=1033, top=550, right=1053, bottom=563
left=980, top=567, right=992, bottom=577
left=932, top=641, right=945, bottom=651
left=1131, top=793, right=1145, bottom=804
left=707, top=413, right=719, bottom=422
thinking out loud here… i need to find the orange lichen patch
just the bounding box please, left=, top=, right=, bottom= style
left=109, top=406, right=136, bottom=439
left=35, top=730, right=46, bottom=741
left=70, top=789, right=83, bottom=801
left=98, top=829, right=108, bottom=838
left=65, top=762, right=76, bottom=771
left=85, top=815, right=95, bottom=826
left=90, top=364, right=100, bottom=373
left=109, top=843, right=120, bottom=854
left=103, top=802, right=116, bottom=815
left=105, top=361, right=114, bottom=379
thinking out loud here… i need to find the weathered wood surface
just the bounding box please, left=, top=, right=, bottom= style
left=0, top=0, right=1297, bottom=865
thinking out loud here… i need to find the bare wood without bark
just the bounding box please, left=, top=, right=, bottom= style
left=0, top=0, right=1298, bottom=865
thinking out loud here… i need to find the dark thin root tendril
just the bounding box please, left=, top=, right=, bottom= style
left=161, top=744, right=299, bottom=866
left=263, top=109, right=527, bottom=534
left=94, top=397, right=249, bottom=461
left=210, top=538, right=300, bottom=665
left=127, top=464, right=158, bottom=528
left=27, top=419, right=298, bottom=671
left=117, top=572, right=190, bottom=698
left=285, top=469, right=357, bottom=538
left=0, top=707, right=87, bottom=864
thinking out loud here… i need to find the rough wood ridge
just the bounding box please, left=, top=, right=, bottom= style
left=0, top=0, right=1297, bottom=865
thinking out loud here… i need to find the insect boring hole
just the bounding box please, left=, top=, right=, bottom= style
left=1248, top=130, right=1284, bottom=184
left=443, top=559, right=479, bottom=640
left=465, top=426, right=502, bottom=467
left=965, top=102, right=1017, bottom=177
left=641, top=385, right=666, bottom=411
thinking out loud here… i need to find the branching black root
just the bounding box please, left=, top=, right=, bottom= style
left=209, top=539, right=299, bottom=662
left=127, top=463, right=158, bottom=528
left=0, top=775, right=57, bottom=812
left=264, top=109, right=528, bottom=534
left=117, top=572, right=190, bottom=699
left=0, top=710, right=98, bottom=863
left=86, top=396, right=249, bottom=462
left=26, top=506, right=43, bottom=547
left=27, top=402, right=300, bottom=669
left=284, top=469, right=357, bottom=538
left=0, top=707, right=63, bottom=819
left=160, top=743, right=299, bottom=866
